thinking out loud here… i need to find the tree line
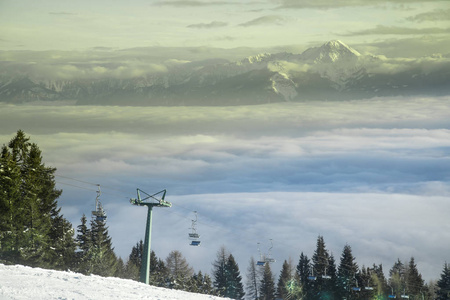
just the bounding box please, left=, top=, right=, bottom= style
left=1, top=130, right=450, bottom=299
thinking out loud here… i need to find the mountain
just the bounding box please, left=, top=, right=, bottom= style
left=1, top=41, right=449, bottom=105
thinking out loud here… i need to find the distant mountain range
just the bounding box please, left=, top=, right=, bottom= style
left=1, top=40, right=449, bottom=105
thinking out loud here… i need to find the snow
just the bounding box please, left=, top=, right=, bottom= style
left=0, top=264, right=230, bottom=300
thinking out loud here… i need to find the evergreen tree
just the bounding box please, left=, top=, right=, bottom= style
left=297, top=252, right=313, bottom=299
left=323, top=254, right=338, bottom=300
left=246, top=256, right=260, bottom=300
left=371, top=264, right=389, bottom=299
left=389, top=259, right=407, bottom=298
left=115, top=257, right=126, bottom=278
left=406, top=257, right=424, bottom=298
left=213, top=246, right=229, bottom=296
left=165, top=250, right=193, bottom=290
left=311, top=235, right=332, bottom=299
left=224, top=254, right=245, bottom=300
left=337, top=244, right=358, bottom=300
left=437, top=263, right=450, bottom=300
left=75, top=214, right=92, bottom=274
left=0, top=130, right=71, bottom=269
left=259, top=262, right=275, bottom=300
left=277, top=259, right=294, bottom=300
left=89, top=217, right=118, bottom=277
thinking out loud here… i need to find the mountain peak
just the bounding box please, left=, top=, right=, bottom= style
left=301, top=40, right=361, bottom=63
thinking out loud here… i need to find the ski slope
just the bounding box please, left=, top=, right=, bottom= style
left=0, top=264, right=229, bottom=300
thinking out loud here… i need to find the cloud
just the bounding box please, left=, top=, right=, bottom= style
left=239, top=15, right=285, bottom=27
left=49, top=12, right=76, bottom=15
left=274, top=0, right=449, bottom=9
left=154, top=0, right=230, bottom=7
left=187, top=21, right=228, bottom=29
left=341, top=25, right=450, bottom=36
left=407, top=8, right=450, bottom=23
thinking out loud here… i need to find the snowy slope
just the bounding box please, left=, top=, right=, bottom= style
left=0, top=264, right=230, bottom=300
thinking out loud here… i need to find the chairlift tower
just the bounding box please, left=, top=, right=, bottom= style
left=92, top=185, right=107, bottom=222
left=130, top=189, right=171, bottom=284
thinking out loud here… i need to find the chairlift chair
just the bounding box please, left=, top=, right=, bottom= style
left=188, top=211, right=201, bottom=246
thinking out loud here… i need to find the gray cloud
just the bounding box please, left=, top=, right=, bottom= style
left=49, top=12, right=76, bottom=15
left=239, top=15, right=285, bottom=27
left=341, top=25, right=450, bottom=36
left=187, top=21, right=228, bottom=29
left=154, top=0, right=230, bottom=7
left=274, top=0, right=448, bottom=9
left=407, top=8, right=450, bottom=23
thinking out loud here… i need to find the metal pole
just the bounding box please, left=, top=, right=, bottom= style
left=140, top=206, right=153, bottom=284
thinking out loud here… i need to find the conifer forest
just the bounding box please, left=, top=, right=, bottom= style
left=1, top=130, right=449, bottom=300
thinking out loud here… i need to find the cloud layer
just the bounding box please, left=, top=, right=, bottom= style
left=1, top=97, right=449, bottom=281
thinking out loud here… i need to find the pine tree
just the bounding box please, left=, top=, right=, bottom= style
left=406, top=257, right=424, bottom=297
left=311, top=235, right=331, bottom=299
left=259, top=262, right=275, bottom=300
left=437, top=263, right=450, bottom=300
left=246, top=256, right=260, bottom=300
left=213, top=246, right=229, bottom=296
left=0, top=130, right=71, bottom=269
left=75, top=214, right=92, bottom=274
left=89, top=217, right=118, bottom=277
left=224, top=254, right=245, bottom=300
left=389, top=259, right=406, bottom=298
left=277, top=259, right=294, bottom=299
left=337, top=244, right=358, bottom=300
left=297, top=252, right=313, bottom=299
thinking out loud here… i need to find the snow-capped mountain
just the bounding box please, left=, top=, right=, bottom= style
left=1, top=40, right=449, bottom=105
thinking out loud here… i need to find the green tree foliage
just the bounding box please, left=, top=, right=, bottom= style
left=337, top=244, right=358, bottom=300
left=213, top=246, right=229, bottom=296
left=89, top=217, right=118, bottom=277
left=224, top=254, right=245, bottom=299
left=297, top=252, right=313, bottom=298
left=259, top=262, right=276, bottom=300
left=389, top=258, right=407, bottom=298
left=277, top=259, right=294, bottom=300
left=212, top=246, right=245, bottom=299
left=406, top=257, right=424, bottom=298
left=0, top=130, right=74, bottom=270
left=437, top=263, right=450, bottom=300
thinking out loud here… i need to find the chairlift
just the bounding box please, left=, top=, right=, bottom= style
left=322, top=275, right=331, bottom=279
left=92, top=185, right=107, bottom=222
left=401, top=289, right=409, bottom=299
left=351, top=275, right=360, bottom=292
left=190, top=240, right=201, bottom=246
left=307, top=268, right=317, bottom=281
left=264, top=239, right=276, bottom=264
left=188, top=211, right=201, bottom=246
left=256, top=243, right=266, bottom=266
left=388, top=295, right=396, bottom=299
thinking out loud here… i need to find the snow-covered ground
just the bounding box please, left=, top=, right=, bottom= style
left=0, top=264, right=229, bottom=300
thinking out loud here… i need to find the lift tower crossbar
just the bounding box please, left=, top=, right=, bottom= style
left=130, top=189, right=171, bottom=284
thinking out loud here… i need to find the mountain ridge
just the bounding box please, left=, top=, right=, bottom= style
left=1, top=40, right=449, bottom=105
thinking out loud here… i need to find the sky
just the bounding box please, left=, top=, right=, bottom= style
left=0, top=0, right=449, bottom=57
left=1, top=0, right=450, bottom=287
